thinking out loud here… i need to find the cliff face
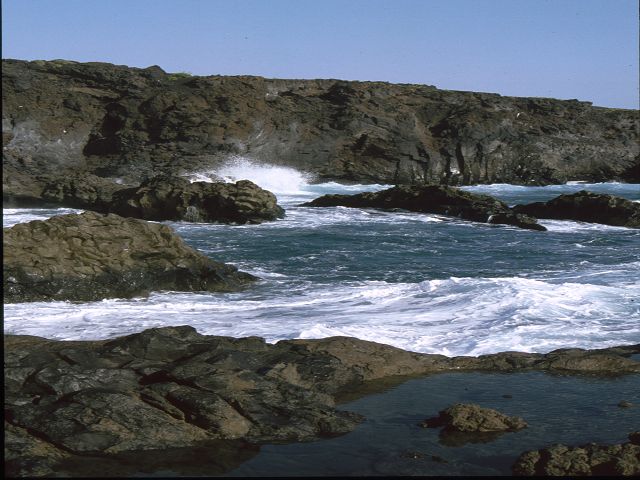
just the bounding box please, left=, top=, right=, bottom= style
left=3, top=59, right=639, bottom=190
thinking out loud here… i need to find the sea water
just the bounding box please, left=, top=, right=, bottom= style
left=3, top=158, right=640, bottom=356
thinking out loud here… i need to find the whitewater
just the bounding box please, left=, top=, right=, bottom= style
left=4, top=157, right=640, bottom=356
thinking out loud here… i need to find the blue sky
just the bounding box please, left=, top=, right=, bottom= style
left=2, top=0, right=638, bottom=108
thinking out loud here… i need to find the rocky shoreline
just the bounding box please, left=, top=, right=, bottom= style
left=5, top=326, right=639, bottom=477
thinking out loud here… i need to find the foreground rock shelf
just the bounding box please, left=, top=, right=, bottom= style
left=4, top=326, right=639, bottom=476
left=3, top=211, right=256, bottom=303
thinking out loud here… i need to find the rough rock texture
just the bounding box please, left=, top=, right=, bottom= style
left=303, top=184, right=546, bottom=230
left=4, top=327, right=639, bottom=476
left=512, top=442, right=640, bottom=476
left=514, top=190, right=640, bottom=228
left=109, top=175, right=284, bottom=223
left=3, top=59, right=638, bottom=202
left=3, top=211, right=255, bottom=303
left=421, top=403, right=528, bottom=432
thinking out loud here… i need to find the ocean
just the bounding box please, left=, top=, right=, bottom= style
left=3, top=158, right=640, bottom=356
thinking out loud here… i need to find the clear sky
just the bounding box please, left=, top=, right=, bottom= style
left=2, top=0, right=638, bottom=108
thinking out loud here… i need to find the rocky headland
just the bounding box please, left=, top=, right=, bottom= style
left=303, top=184, right=547, bottom=230
left=4, top=325, right=639, bottom=477
left=3, top=211, right=256, bottom=303
left=3, top=58, right=639, bottom=206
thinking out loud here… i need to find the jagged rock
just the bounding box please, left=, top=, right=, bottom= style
left=512, top=442, right=640, bottom=476
left=421, top=403, right=527, bottom=433
left=514, top=190, right=640, bottom=228
left=629, top=432, right=640, bottom=445
left=108, top=175, right=284, bottom=223
left=3, top=59, right=638, bottom=189
left=303, top=184, right=546, bottom=230
left=3, top=327, right=640, bottom=477
left=2, top=166, right=126, bottom=210
left=3, top=211, right=255, bottom=302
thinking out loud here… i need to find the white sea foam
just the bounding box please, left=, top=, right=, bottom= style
left=186, top=156, right=313, bottom=195
left=3, top=176, right=638, bottom=356
left=185, top=157, right=391, bottom=204
left=4, top=270, right=639, bottom=356
left=3, top=207, right=84, bottom=228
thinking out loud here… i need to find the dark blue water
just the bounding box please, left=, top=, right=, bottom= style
left=227, top=371, right=640, bottom=477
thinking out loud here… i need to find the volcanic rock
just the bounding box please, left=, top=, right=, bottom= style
left=108, top=175, right=284, bottom=223
left=303, top=184, right=546, bottom=230
left=3, top=59, right=638, bottom=189
left=514, top=190, right=640, bottom=228
left=3, top=211, right=256, bottom=302
left=512, top=442, right=640, bottom=476
left=4, top=327, right=640, bottom=477
left=421, top=403, right=527, bottom=433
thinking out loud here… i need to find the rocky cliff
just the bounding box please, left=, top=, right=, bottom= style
left=3, top=59, right=639, bottom=195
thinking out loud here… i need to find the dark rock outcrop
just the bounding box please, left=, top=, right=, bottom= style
left=3, top=59, right=638, bottom=192
left=514, top=190, right=640, bottom=228
left=303, top=184, right=547, bottom=230
left=3, top=211, right=256, bottom=303
left=421, top=403, right=528, bottom=432
left=512, top=441, right=640, bottom=476
left=421, top=403, right=527, bottom=446
left=109, top=175, right=284, bottom=223
left=4, top=327, right=639, bottom=476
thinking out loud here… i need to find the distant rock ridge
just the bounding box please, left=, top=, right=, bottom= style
left=3, top=58, right=639, bottom=197
left=4, top=325, right=639, bottom=476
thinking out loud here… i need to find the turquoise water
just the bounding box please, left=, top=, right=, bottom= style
left=227, top=371, right=640, bottom=476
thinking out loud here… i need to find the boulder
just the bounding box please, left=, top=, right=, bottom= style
left=108, top=176, right=285, bottom=224
left=421, top=403, right=528, bottom=433
left=3, top=211, right=256, bottom=302
left=39, top=172, right=127, bottom=210
left=514, top=190, right=640, bottom=228
left=303, top=185, right=546, bottom=231
left=513, top=442, right=640, bottom=476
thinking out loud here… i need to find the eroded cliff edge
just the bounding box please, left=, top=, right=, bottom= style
left=3, top=58, right=639, bottom=197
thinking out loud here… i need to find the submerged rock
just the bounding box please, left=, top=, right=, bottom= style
left=3, top=211, right=256, bottom=302
left=514, top=190, right=640, bottom=228
left=303, top=184, right=546, bottom=230
left=512, top=441, right=640, bottom=476
left=108, top=176, right=285, bottom=224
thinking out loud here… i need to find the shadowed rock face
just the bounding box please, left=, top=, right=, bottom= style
left=3, top=211, right=256, bottom=302
left=4, top=326, right=639, bottom=476
left=513, top=442, right=640, bottom=476
left=3, top=59, right=638, bottom=199
left=302, top=184, right=547, bottom=230
left=109, top=176, right=285, bottom=223
left=514, top=190, right=640, bottom=228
